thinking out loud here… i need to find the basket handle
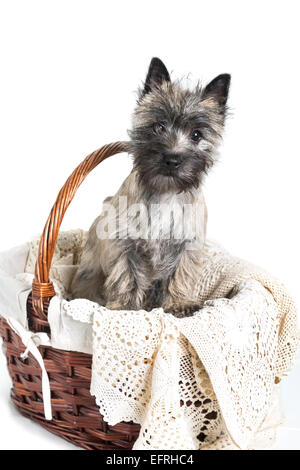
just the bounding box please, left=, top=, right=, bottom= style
left=32, top=141, right=129, bottom=320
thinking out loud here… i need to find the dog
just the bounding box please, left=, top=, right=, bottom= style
left=71, top=58, right=230, bottom=314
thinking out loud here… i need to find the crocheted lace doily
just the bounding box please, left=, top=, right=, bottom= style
left=66, top=281, right=281, bottom=449
left=23, top=230, right=299, bottom=450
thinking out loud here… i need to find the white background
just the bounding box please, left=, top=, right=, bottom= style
left=0, top=0, right=299, bottom=450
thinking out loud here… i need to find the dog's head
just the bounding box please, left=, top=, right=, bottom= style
left=128, top=58, right=231, bottom=194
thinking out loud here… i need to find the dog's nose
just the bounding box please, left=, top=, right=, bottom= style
left=163, top=153, right=182, bottom=168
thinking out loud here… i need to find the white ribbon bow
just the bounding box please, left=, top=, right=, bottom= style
left=6, top=316, right=52, bottom=420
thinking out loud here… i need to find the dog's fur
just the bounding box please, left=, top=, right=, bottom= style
left=71, top=58, right=230, bottom=313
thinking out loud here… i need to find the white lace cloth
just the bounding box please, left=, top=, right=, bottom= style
left=1, top=229, right=299, bottom=450
left=52, top=281, right=283, bottom=450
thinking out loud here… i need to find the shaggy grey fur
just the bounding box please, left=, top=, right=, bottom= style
left=71, top=58, right=230, bottom=313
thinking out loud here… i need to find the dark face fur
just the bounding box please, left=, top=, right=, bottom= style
left=128, top=58, right=231, bottom=194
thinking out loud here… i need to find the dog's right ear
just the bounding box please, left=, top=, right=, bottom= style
left=142, top=57, right=170, bottom=97
left=202, top=74, right=231, bottom=108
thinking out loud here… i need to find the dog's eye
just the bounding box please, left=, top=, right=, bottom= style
left=191, top=130, right=202, bottom=142
left=153, top=122, right=166, bottom=134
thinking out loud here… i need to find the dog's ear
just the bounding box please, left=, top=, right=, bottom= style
left=142, top=57, right=170, bottom=96
left=202, top=74, right=231, bottom=107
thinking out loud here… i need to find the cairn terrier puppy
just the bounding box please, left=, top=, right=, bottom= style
left=71, top=58, right=230, bottom=313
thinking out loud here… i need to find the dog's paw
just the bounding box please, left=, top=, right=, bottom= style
left=105, top=302, right=123, bottom=311
left=164, top=304, right=201, bottom=318
left=105, top=298, right=141, bottom=311
left=185, top=305, right=202, bottom=316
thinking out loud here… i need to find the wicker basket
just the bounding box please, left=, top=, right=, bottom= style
left=0, top=142, right=142, bottom=450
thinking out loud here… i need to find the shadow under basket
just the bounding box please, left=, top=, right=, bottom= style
left=0, top=142, right=142, bottom=450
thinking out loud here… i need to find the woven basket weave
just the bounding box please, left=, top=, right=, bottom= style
left=0, top=142, right=142, bottom=450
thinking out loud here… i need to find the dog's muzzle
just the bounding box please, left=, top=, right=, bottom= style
left=162, top=153, right=182, bottom=169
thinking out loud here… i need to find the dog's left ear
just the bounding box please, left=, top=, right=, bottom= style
left=202, top=74, right=231, bottom=107
left=142, top=57, right=171, bottom=96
